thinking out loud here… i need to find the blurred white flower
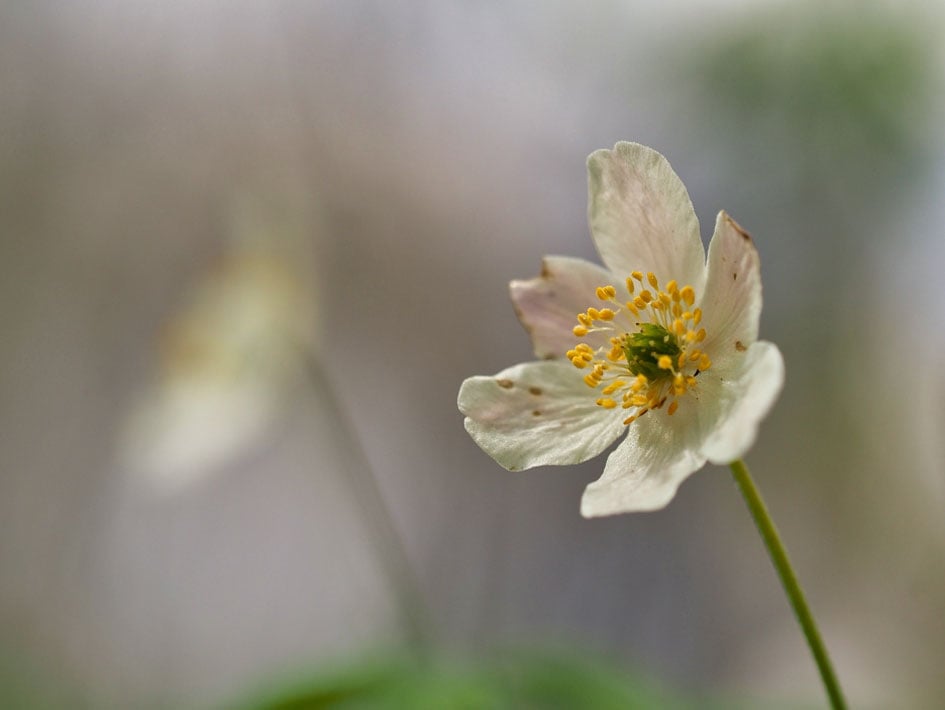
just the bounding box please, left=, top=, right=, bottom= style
left=459, top=142, right=783, bottom=516
left=119, top=212, right=317, bottom=494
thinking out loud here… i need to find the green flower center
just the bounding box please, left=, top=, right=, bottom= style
left=621, top=323, right=682, bottom=381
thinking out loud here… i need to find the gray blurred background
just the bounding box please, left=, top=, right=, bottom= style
left=2, top=0, right=944, bottom=707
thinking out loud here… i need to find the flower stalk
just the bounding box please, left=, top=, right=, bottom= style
left=729, top=459, right=846, bottom=710
left=302, top=349, right=431, bottom=653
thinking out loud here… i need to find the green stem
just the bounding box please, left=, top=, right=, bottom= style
left=729, top=459, right=846, bottom=710
left=302, top=349, right=431, bottom=653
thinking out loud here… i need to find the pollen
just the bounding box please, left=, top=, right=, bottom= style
left=570, top=271, right=713, bottom=426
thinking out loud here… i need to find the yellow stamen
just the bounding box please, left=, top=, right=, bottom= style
left=569, top=269, right=712, bottom=429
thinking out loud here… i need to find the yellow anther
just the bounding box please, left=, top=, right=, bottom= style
left=631, top=271, right=643, bottom=282
left=693, top=308, right=702, bottom=325
left=681, top=311, right=692, bottom=321
left=602, top=380, right=625, bottom=395
left=657, top=355, right=673, bottom=370
left=587, top=307, right=600, bottom=320
left=659, top=292, right=671, bottom=306
left=571, top=357, right=588, bottom=369
left=695, top=328, right=706, bottom=342
left=623, top=415, right=637, bottom=425
left=677, top=352, right=687, bottom=369
left=671, top=318, right=685, bottom=335
left=647, top=272, right=659, bottom=289
left=573, top=325, right=588, bottom=336
left=667, top=279, right=678, bottom=294
left=673, top=373, right=686, bottom=395
left=625, top=301, right=639, bottom=316
left=625, top=277, right=635, bottom=294
left=686, top=376, right=698, bottom=388
left=633, top=296, right=647, bottom=310
left=698, top=354, right=712, bottom=371
left=599, top=308, right=615, bottom=321
left=631, top=394, right=649, bottom=407
left=672, top=303, right=682, bottom=317
left=667, top=400, right=679, bottom=416
left=596, top=397, right=618, bottom=409
left=578, top=313, right=592, bottom=326
left=689, top=349, right=702, bottom=362
left=680, top=285, right=695, bottom=306
left=596, top=286, right=616, bottom=301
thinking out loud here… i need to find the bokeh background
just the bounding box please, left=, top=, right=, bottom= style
left=2, top=0, right=944, bottom=707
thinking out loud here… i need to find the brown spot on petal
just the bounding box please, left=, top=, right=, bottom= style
left=528, top=386, right=543, bottom=396
left=532, top=410, right=542, bottom=416
left=540, top=259, right=552, bottom=278
left=725, top=214, right=753, bottom=243
left=733, top=272, right=738, bottom=280
left=735, top=340, right=747, bottom=352
left=497, top=378, right=514, bottom=389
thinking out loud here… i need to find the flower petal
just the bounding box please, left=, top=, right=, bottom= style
left=699, top=340, right=785, bottom=465
left=699, top=211, right=763, bottom=363
left=458, top=360, right=626, bottom=472
left=580, top=420, right=706, bottom=517
left=587, top=142, right=705, bottom=290
left=510, top=256, right=615, bottom=359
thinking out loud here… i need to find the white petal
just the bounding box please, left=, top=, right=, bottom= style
left=587, top=142, right=705, bottom=291
left=699, top=211, right=763, bottom=363
left=699, top=341, right=785, bottom=465
left=458, top=360, right=626, bottom=472
left=510, top=256, right=615, bottom=359
left=580, top=418, right=707, bottom=517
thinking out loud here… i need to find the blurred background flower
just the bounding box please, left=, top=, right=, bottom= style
left=1, top=1, right=942, bottom=707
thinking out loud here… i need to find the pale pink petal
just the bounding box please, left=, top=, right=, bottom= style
left=587, top=142, right=705, bottom=291
left=458, top=360, right=626, bottom=472
left=510, top=256, right=615, bottom=359
left=699, top=340, right=785, bottom=465
left=699, top=211, right=763, bottom=365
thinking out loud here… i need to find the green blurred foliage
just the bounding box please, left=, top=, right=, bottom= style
left=694, top=2, right=936, bottom=192
left=231, top=650, right=692, bottom=710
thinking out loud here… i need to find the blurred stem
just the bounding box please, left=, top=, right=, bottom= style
left=302, top=348, right=431, bottom=653
left=729, top=459, right=846, bottom=710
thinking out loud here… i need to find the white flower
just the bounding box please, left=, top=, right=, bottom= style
left=119, top=224, right=318, bottom=495
left=458, top=142, right=784, bottom=517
